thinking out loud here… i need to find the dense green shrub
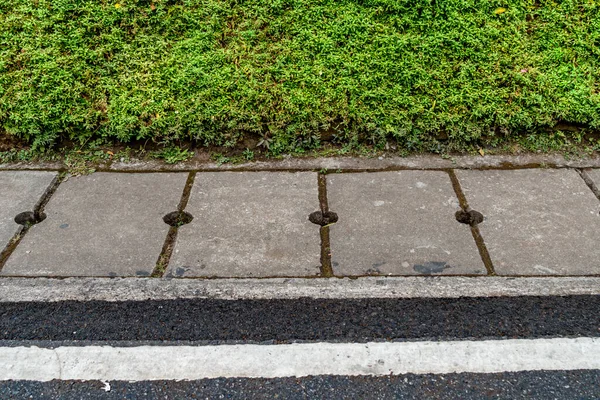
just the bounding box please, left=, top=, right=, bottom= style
left=1, top=0, right=599, bottom=152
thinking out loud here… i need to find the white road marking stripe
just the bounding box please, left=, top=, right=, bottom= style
left=1, top=338, right=598, bottom=381
left=1, top=276, right=600, bottom=302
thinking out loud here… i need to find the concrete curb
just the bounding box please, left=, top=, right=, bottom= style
left=1, top=276, right=599, bottom=302
left=2, top=154, right=600, bottom=172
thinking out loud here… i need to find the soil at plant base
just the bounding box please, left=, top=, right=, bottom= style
left=0, top=132, right=27, bottom=152
left=2, top=125, right=600, bottom=166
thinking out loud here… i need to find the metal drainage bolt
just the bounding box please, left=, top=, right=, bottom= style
left=455, top=209, right=484, bottom=226
left=309, top=211, right=339, bottom=227
left=163, top=211, right=194, bottom=227
left=14, top=211, right=46, bottom=227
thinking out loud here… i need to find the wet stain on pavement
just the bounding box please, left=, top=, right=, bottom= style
left=175, top=267, right=191, bottom=277
left=413, top=261, right=451, bottom=274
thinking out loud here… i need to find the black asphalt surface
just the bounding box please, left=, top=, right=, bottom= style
left=1, top=295, right=598, bottom=342
left=2, top=370, right=599, bottom=399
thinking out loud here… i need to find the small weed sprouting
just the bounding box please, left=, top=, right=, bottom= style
left=242, top=148, right=255, bottom=161
left=212, top=153, right=231, bottom=166
left=257, top=135, right=273, bottom=150
left=154, top=147, right=192, bottom=164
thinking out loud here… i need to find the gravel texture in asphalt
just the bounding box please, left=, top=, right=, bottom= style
left=1, top=296, right=598, bottom=342
left=1, top=370, right=599, bottom=399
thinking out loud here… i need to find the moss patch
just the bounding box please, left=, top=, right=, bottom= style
left=1, top=0, right=599, bottom=153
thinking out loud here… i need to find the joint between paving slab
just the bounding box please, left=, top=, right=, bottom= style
left=576, top=169, right=600, bottom=202
left=317, top=173, right=334, bottom=278
left=151, top=172, right=197, bottom=278
left=3, top=272, right=600, bottom=280
left=177, top=172, right=197, bottom=211
left=447, top=170, right=496, bottom=276
left=0, top=173, right=64, bottom=272
left=34, top=173, right=64, bottom=217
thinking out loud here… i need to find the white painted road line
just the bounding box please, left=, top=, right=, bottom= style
left=1, top=276, right=600, bottom=302
left=1, top=338, right=599, bottom=381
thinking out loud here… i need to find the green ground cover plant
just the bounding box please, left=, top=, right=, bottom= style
left=1, top=0, right=599, bottom=155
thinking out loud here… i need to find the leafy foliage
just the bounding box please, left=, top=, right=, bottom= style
left=0, top=0, right=598, bottom=153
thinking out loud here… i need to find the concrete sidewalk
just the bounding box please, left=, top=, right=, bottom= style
left=1, top=161, right=600, bottom=279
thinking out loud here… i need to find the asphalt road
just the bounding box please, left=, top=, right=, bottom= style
left=1, top=295, right=599, bottom=342
left=1, top=295, right=599, bottom=398
left=2, top=370, right=599, bottom=399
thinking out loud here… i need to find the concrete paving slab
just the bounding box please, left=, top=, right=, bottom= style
left=169, top=172, right=321, bottom=277
left=327, top=172, right=485, bottom=276
left=2, top=173, right=186, bottom=277
left=0, top=171, right=57, bottom=251
left=457, top=169, right=600, bottom=275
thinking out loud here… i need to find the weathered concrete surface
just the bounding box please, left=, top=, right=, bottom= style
left=457, top=169, right=600, bottom=275
left=4, top=154, right=600, bottom=173
left=2, top=173, right=186, bottom=277
left=328, top=172, right=485, bottom=276
left=169, top=172, right=321, bottom=277
left=0, top=171, right=57, bottom=250
left=1, top=276, right=600, bottom=302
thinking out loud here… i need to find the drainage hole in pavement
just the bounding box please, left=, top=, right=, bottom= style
left=163, top=211, right=194, bottom=227
left=14, top=211, right=46, bottom=226
left=309, top=211, right=339, bottom=226
left=455, top=210, right=484, bottom=226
